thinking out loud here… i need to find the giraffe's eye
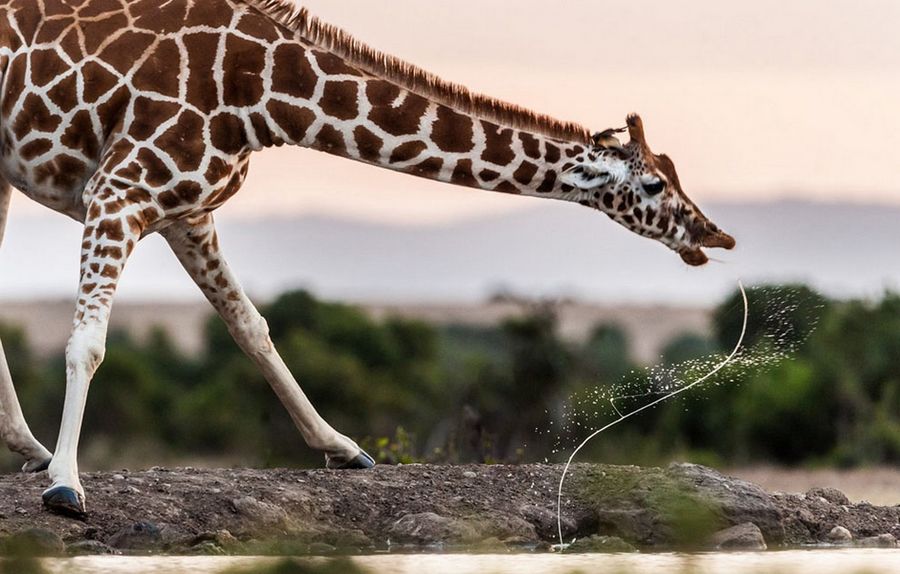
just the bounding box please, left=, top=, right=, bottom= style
left=643, top=180, right=666, bottom=196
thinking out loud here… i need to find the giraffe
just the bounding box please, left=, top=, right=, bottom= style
left=0, top=0, right=736, bottom=518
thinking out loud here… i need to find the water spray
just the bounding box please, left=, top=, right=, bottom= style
left=553, top=281, right=749, bottom=550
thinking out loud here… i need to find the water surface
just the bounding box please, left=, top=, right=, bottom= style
left=36, top=550, right=900, bottom=574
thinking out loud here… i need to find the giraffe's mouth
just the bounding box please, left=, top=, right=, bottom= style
left=679, top=229, right=736, bottom=266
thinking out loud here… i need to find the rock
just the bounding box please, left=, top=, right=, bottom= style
left=806, top=487, right=850, bottom=506
left=191, top=530, right=240, bottom=551
left=3, top=528, right=65, bottom=556
left=503, top=535, right=540, bottom=550
left=856, top=534, right=898, bottom=548
left=307, top=542, right=337, bottom=555
left=388, top=513, right=478, bottom=545
left=669, top=464, right=784, bottom=544
left=826, top=526, right=853, bottom=543
left=320, top=528, right=375, bottom=551
left=189, top=541, right=226, bottom=555
left=710, top=523, right=767, bottom=551
left=231, top=496, right=289, bottom=529
left=520, top=504, right=578, bottom=540
left=66, top=540, right=117, bottom=556
left=567, top=535, right=638, bottom=553
left=463, top=471, right=478, bottom=479
left=107, top=522, right=162, bottom=551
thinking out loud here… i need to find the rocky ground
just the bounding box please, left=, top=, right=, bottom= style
left=0, top=463, right=896, bottom=556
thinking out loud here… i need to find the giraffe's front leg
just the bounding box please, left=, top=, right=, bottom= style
left=42, top=195, right=145, bottom=518
left=0, top=181, right=53, bottom=472
left=161, top=216, right=374, bottom=470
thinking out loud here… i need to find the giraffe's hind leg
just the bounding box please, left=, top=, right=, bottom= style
left=0, top=182, right=53, bottom=473
left=161, top=215, right=374, bottom=470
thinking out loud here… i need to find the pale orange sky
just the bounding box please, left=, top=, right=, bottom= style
left=14, top=0, right=900, bottom=224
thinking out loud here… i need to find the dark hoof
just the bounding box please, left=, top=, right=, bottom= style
left=42, top=486, right=86, bottom=519
left=336, top=450, right=376, bottom=470
left=23, top=457, right=51, bottom=474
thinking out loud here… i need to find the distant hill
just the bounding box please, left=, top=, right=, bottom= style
left=1, top=201, right=899, bottom=304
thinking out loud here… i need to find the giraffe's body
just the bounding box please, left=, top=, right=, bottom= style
left=0, top=0, right=735, bottom=517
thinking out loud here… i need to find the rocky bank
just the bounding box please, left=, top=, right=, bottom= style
left=0, top=463, right=896, bottom=556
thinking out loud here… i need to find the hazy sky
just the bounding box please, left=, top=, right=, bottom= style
left=11, top=0, right=900, bottom=224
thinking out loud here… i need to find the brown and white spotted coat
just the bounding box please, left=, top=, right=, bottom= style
left=0, top=0, right=734, bottom=514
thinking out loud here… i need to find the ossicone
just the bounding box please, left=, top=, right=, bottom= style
left=626, top=113, right=647, bottom=147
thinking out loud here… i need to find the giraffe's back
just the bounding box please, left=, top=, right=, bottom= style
left=0, top=0, right=287, bottom=222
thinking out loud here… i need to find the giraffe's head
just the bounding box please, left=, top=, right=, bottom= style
left=562, top=114, right=735, bottom=266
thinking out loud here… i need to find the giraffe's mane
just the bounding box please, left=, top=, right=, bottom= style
left=243, top=0, right=593, bottom=145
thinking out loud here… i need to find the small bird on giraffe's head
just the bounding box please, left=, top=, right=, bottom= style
left=591, top=127, right=628, bottom=155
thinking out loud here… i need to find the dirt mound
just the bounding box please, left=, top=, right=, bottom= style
left=0, top=464, right=895, bottom=555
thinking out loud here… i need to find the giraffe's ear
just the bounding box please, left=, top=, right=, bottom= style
left=560, top=164, right=611, bottom=190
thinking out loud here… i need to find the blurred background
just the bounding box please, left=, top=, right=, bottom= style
left=0, top=1, right=898, bottom=501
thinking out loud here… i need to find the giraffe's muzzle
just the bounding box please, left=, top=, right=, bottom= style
left=679, top=227, right=736, bottom=266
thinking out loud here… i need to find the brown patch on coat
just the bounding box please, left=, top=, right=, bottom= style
left=82, top=60, right=120, bottom=103
left=545, top=143, right=561, bottom=164
left=513, top=162, right=538, bottom=186
left=519, top=133, right=541, bottom=159
left=314, top=50, right=362, bottom=76
left=314, top=124, right=347, bottom=155
left=58, top=28, right=82, bottom=62
left=2, top=56, right=26, bottom=116
left=61, top=110, right=100, bottom=159
left=431, top=106, right=474, bottom=153
left=100, top=31, right=155, bottom=74
left=536, top=171, right=557, bottom=193
left=34, top=17, right=72, bottom=44
left=223, top=35, right=267, bottom=107
left=210, top=113, right=247, bottom=155
left=79, top=0, right=122, bottom=19
left=205, top=156, right=231, bottom=185
left=173, top=181, right=204, bottom=205
left=84, top=13, right=128, bottom=55
left=137, top=148, right=173, bottom=187
left=408, top=157, right=443, bottom=178
left=249, top=113, right=278, bottom=147
left=20, top=139, right=53, bottom=161
left=133, top=39, right=181, bottom=98
left=29, top=49, right=68, bottom=87
left=451, top=159, right=478, bottom=187
left=353, top=126, right=382, bottom=161
left=272, top=44, right=318, bottom=99
left=96, top=85, right=131, bottom=139
left=389, top=141, right=427, bottom=164
left=130, top=97, right=181, bottom=140
left=155, top=111, right=206, bottom=172
left=183, top=32, right=221, bottom=114
left=481, top=122, right=516, bottom=166
left=367, top=81, right=429, bottom=136
left=479, top=169, right=500, bottom=182
left=236, top=12, right=282, bottom=43
left=321, top=80, right=359, bottom=120
left=47, top=72, right=78, bottom=112
left=43, top=0, right=75, bottom=17
left=95, top=218, right=125, bottom=241
left=131, top=0, right=188, bottom=34
left=13, top=94, right=61, bottom=139
left=183, top=0, right=233, bottom=27
left=266, top=101, right=316, bottom=142
left=493, top=181, right=521, bottom=194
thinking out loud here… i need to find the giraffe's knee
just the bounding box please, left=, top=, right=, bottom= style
left=232, top=314, right=273, bottom=356
left=66, top=325, right=107, bottom=374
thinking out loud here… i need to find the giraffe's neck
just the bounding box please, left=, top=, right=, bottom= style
left=245, top=40, right=592, bottom=203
